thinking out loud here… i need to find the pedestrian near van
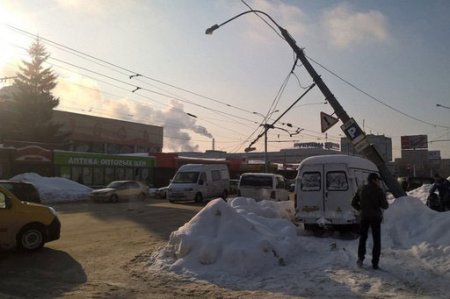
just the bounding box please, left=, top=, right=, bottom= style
left=351, top=173, right=389, bottom=270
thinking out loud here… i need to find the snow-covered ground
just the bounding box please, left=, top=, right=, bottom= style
left=150, top=188, right=449, bottom=298
left=7, top=173, right=450, bottom=297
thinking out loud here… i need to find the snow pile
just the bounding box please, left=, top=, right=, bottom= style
left=383, top=196, right=450, bottom=248
left=407, top=183, right=432, bottom=204
left=10, top=173, right=92, bottom=203
left=154, top=197, right=300, bottom=278
left=150, top=188, right=450, bottom=297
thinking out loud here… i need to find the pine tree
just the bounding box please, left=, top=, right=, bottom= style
left=6, top=38, right=65, bottom=144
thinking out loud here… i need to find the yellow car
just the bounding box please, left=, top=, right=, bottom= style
left=0, top=186, right=60, bottom=251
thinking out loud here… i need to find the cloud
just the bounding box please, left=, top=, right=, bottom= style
left=54, top=76, right=213, bottom=152
left=322, top=4, right=391, bottom=48
left=53, top=0, right=137, bottom=15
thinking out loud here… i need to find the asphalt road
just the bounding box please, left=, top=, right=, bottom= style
left=0, top=198, right=206, bottom=298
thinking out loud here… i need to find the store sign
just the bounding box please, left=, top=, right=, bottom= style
left=54, top=151, right=154, bottom=167
left=15, top=145, right=52, bottom=162
left=67, top=157, right=147, bottom=167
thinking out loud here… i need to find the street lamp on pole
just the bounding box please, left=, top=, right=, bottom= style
left=436, top=103, right=450, bottom=110
left=206, top=9, right=406, bottom=197
left=253, top=110, right=279, bottom=172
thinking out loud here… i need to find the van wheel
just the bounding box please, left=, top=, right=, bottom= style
left=221, top=190, right=228, bottom=201
left=17, top=225, right=45, bottom=251
left=110, top=194, right=118, bottom=203
left=194, top=193, right=203, bottom=203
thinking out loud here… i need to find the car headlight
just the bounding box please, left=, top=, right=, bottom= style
left=48, top=207, right=57, bottom=216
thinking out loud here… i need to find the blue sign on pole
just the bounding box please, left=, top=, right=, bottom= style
left=341, top=118, right=365, bottom=144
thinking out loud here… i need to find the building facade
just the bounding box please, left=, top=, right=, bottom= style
left=341, top=134, right=393, bottom=162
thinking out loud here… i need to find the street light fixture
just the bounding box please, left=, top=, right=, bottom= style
left=252, top=110, right=279, bottom=172
left=436, top=103, right=450, bottom=110
left=205, top=9, right=406, bottom=197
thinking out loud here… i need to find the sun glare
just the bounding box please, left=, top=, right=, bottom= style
left=0, top=4, right=26, bottom=86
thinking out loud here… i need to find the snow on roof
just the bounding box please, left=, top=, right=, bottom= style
left=299, top=154, right=378, bottom=170
left=10, top=173, right=92, bottom=203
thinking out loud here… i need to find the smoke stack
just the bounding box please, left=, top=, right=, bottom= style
left=212, top=138, right=215, bottom=151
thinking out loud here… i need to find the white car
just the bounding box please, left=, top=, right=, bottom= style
left=91, top=180, right=149, bottom=202
left=238, top=173, right=290, bottom=202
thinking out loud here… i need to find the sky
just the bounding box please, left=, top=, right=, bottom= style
left=0, top=0, right=449, bottom=158
left=12, top=172, right=450, bottom=298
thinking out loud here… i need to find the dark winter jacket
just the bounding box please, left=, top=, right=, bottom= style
left=351, top=183, right=389, bottom=221
left=429, top=178, right=450, bottom=200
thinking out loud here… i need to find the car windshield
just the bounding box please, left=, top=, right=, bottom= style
left=172, top=172, right=199, bottom=184
left=106, top=181, right=125, bottom=188
left=240, top=175, right=272, bottom=187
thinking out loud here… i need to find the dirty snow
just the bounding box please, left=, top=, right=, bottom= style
left=150, top=190, right=450, bottom=298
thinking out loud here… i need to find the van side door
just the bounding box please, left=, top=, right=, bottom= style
left=0, top=191, right=16, bottom=249
left=298, top=166, right=324, bottom=214
left=324, top=164, right=352, bottom=220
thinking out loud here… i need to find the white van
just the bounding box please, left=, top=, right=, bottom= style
left=167, top=164, right=230, bottom=203
left=295, top=154, right=379, bottom=230
left=238, top=173, right=290, bottom=202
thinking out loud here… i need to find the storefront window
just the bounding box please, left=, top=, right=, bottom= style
left=105, top=167, right=114, bottom=184
left=93, top=168, right=104, bottom=186
left=72, top=166, right=83, bottom=184
left=60, top=166, right=71, bottom=179
left=82, top=167, right=93, bottom=186
left=116, top=168, right=125, bottom=180
left=125, top=168, right=133, bottom=180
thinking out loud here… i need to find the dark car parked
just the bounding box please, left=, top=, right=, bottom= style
left=0, top=180, right=41, bottom=203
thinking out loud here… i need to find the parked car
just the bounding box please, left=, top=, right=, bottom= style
left=238, top=173, right=290, bottom=202
left=155, top=186, right=168, bottom=199
left=0, top=185, right=60, bottom=251
left=397, top=176, right=434, bottom=191
left=229, top=179, right=239, bottom=195
left=0, top=180, right=41, bottom=203
left=90, top=180, right=149, bottom=202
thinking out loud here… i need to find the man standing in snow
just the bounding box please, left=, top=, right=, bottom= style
left=429, top=173, right=450, bottom=211
left=351, top=173, right=389, bottom=270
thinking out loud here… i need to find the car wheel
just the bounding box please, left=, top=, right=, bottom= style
left=138, top=193, right=146, bottom=201
left=17, top=225, right=45, bottom=251
left=110, top=194, right=119, bottom=203
left=194, top=193, right=203, bottom=203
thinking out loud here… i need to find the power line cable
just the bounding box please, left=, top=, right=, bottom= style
left=305, top=54, right=450, bottom=129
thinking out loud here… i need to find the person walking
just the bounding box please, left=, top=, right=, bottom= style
left=351, top=173, right=389, bottom=270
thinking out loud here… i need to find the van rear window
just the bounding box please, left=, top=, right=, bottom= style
left=301, top=172, right=321, bottom=191
left=240, top=176, right=272, bottom=187
left=326, top=171, right=348, bottom=191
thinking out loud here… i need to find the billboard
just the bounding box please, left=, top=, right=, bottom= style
left=401, top=135, right=428, bottom=150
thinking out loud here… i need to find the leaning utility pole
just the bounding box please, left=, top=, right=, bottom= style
left=278, top=27, right=406, bottom=197
left=206, top=9, right=406, bottom=197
